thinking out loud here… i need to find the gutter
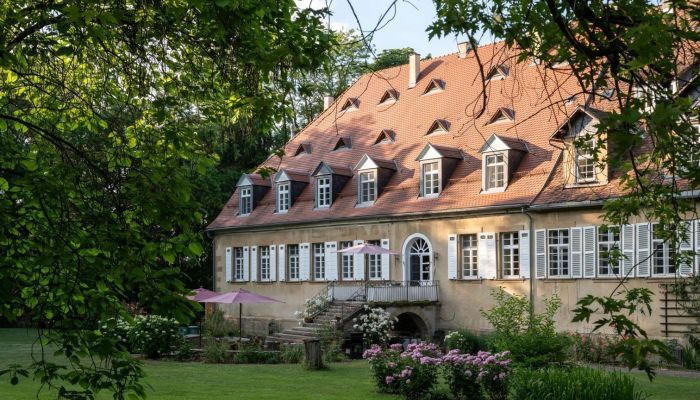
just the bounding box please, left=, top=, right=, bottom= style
left=521, top=206, right=535, bottom=315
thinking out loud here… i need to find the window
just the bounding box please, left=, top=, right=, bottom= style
left=339, top=241, right=354, bottom=280
left=288, top=244, right=300, bottom=280
left=485, top=153, right=505, bottom=190
left=548, top=229, right=569, bottom=277
left=259, top=246, right=270, bottom=281
left=375, top=129, right=395, bottom=144
left=313, top=243, right=325, bottom=280
left=423, top=79, right=444, bottom=95
left=340, top=98, right=358, bottom=112
left=652, top=224, right=676, bottom=275
left=333, top=137, right=351, bottom=151
left=426, top=119, right=448, bottom=135
left=317, top=176, right=331, bottom=208
left=367, top=239, right=382, bottom=279
left=359, top=171, right=376, bottom=204
left=277, top=182, right=290, bottom=212
left=379, top=90, right=398, bottom=105
left=576, top=139, right=597, bottom=183
left=240, top=187, right=252, bottom=215
left=501, top=232, right=520, bottom=277
left=598, top=227, right=620, bottom=276
left=460, top=234, right=478, bottom=278
left=422, top=162, right=440, bottom=196
left=234, top=247, right=244, bottom=281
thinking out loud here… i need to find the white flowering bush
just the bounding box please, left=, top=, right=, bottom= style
left=128, top=315, right=179, bottom=359
left=353, top=305, right=397, bottom=346
left=294, top=296, right=329, bottom=320
left=100, top=317, right=133, bottom=351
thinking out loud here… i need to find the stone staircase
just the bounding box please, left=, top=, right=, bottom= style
left=266, top=301, right=365, bottom=345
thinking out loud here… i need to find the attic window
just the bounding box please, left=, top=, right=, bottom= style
left=487, top=108, right=514, bottom=125
left=565, top=95, right=576, bottom=105
left=293, top=143, right=311, bottom=156
left=340, top=97, right=359, bottom=112
left=378, top=90, right=398, bottom=105
left=375, top=129, right=395, bottom=144
left=426, top=119, right=449, bottom=135
left=333, top=137, right=351, bottom=151
left=423, top=79, right=445, bottom=95
left=486, top=64, right=509, bottom=81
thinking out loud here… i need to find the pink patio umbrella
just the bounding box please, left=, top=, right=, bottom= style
left=336, top=242, right=399, bottom=255
left=201, top=289, right=284, bottom=339
left=186, top=287, right=220, bottom=302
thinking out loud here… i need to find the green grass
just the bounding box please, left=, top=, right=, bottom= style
left=1, top=328, right=698, bottom=399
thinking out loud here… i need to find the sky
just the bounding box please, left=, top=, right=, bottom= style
left=296, top=0, right=465, bottom=58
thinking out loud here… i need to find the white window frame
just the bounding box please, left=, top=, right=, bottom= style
left=460, top=234, right=478, bottom=278
left=277, top=182, right=290, bottom=213
left=339, top=241, right=354, bottom=280
left=367, top=239, right=382, bottom=280
left=316, top=175, right=332, bottom=208
left=501, top=232, right=520, bottom=278
left=287, top=244, right=300, bottom=281
left=575, top=138, right=597, bottom=183
left=548, top=229, right=570, bottom=277
left=240, top=186, right=252, bottom=215
left=359, top=170, right=377, bottom=205
left=422, top=161, right=441, bottom=197
left=483, top=152, right=506, bottom=192
left=234, top=247, right=245, bottom=281
left=259, top=246, right=271, bottom=281
left=598, top=227, right=620, bottom=276
left=652, top=223, right=676, bottom=276
left=313, top=242, right=325, bottom=280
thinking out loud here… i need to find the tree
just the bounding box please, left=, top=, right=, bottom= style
left=429, top=0, right=700, bottom=377
left=0, top=1, right=332, bottom=398
left=370, top=47, right=416, bottom=70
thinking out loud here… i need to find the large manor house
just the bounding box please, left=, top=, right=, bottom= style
left=207, top=41, right=698, bottom=340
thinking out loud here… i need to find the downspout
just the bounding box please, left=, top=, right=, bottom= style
left=522, top=207, right=535, bottom=316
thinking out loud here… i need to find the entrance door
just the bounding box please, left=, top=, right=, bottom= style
left=408, top=238, right=431, bottom=285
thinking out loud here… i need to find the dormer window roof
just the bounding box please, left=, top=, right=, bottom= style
left=333, top=136, right=352, bottom=151
left=416, top=143, right=462, bottom=197
left=426, top=119, right=449, bottom=135
left=378, top=89, right=399, bottom=105
left=552, top=106, right=608, bottom=139
left=311, top=161, right=353, bottom=209
left=486, top=108, right=514, bottom=125
left=487, top=64, right=509, bottom=80
left=479, top=134, right=528, bottom=193
left=340, top=97, right=359, bottom=112
left=274, top=169, right=309, bottom=213
left=353, top=154, right=397, bottom=206
left=235, top=173, right=271, bottom=216
left=374, top=129, right=396, bottom=145
left=416, top=143, right=463, bottom=161
left=478, top=134, right=528, bottom=153
left=293, top=142, right=312, bottom=157
left=422, top=79, right=445, bottom=95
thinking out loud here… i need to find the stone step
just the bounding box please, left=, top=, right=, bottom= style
left=288, top=326, right=321, bottom=333
left=271, top=332, right=315, bottom=341
left=285, top=329, right=319, bottom=337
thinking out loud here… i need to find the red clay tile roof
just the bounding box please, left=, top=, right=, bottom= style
left=208, top=41, right=619, bottom=231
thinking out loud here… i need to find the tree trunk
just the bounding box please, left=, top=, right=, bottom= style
left=304, top=339, right=323, bottom=370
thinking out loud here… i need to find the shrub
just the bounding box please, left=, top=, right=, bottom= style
left=474, top=351, right=512, bottom=400
left=202, top=338, right=228, bottom=363
left=364, top=344, right=403, bottom=393
left=129, top=315, right=180, bottom=359
left=294, top=296, right=329, bottom=320
left=234, top=348, right=280, bottom=364
left=280, top=343, right=304, bottom=364
left=510, top=367, right=646, bottom=400
left=203, top=309, right=238, bottom=338
left=318, top=322, right=346, bottom=363
left=441, top=350, right=483, bottom=400
left=173, top=336, right=193, bottom=361
left=99, top=317, right=133, bottom=352
left=353, top=305, right=397, bottom=346
left=364, top=343, right=442, bottom=400
left=444, top=329, right=486, bottom=354
left=572, top=333, right=620, bottom=364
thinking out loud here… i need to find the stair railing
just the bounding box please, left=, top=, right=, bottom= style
left=307, top=281, right=335, bottom=321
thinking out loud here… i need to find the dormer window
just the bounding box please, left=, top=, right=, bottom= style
left=575, top=138, right=597, bottom=183
left=359, top=171, right=376, bottom=204
left=240, top=187, right=252, bottom=215
left=311, top=161, right=352, bottom=209
left=333, top=137, right=351, bottom=151
left=487, top=108, right=514, bottom=125
left=426, top=119, right=449, bottom=135
left=479, top=134, right=528, bottom=193
left=274, top=169, right=309, bottom=213
left=316, top=176, right=331, bottom=207
left=354, top=154, right=397, bottom=206
left=277, top=182, right=290, bottom=212
left=416, top=143, right=463, bottom=197
left=340, top=97, right=359, bottom=112
left=379, top=90, right=398, bottom=105
left=423, top=79, right=444, bottom=95
left=375, top=129, right=395, bottom=144
left=487, top=64, right=509, bottom=81
left=293, top=142, right=311, bottom=156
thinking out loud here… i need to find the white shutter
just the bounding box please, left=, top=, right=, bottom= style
left=243, top=246, right=250, bottom=281
left=299, top=243, right=310, bottom=281
left=353, top=239, right=365, bottom=281
left=325, top=241, right=338, bottom=281
left=695, top=220, right=700, bottom=276
left=278, top=245, right=286, bottom=281
left=479, top=233, right=497, bottom=279
left=519, top=230, right=530, bottom=279
left=381, top=239, right=391, bottom=281
left=570, top=227, right=582, bottom=278
left=535, top=229, right=546, bottom=279
left=679, top=221, right=693, bottom=276
left=447, top=234, right=458, bottom=280
left=583, top=226, right=596, bottom=278
left=636, top=223, right=651, bottom=277
left=250, top=246, right=258, bottom=282
left=225, top=247, right=233, bottom=282
left=270, top=245, right=277, bottom=282
left=621, top=225, right=635, bottom=277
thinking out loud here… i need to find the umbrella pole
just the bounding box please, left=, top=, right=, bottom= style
left=239, top=303, right=243, bottom=347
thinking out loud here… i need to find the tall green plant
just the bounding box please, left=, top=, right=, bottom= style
left=510, top=367, right=646, bottom=400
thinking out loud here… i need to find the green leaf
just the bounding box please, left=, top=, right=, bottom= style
left=0, top=177, right=8, bottom=191
left=20, top=159, right=37, bottom=171
left=188, top=242, right=203, bottom=256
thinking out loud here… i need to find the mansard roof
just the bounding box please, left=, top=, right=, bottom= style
left=312, top=161, right=353, bottom=177
left=416, top=143, right=463, bottom=161
left=479, top=134, right=528, bottom=153
left=208, top=41, right=619, bottom=231
left=236, top=173, right=271, bottom=187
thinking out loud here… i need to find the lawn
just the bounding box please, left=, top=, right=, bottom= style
left=1, top=328, right=698, bottom=399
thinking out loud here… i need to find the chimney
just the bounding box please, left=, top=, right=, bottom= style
left=457, top=41, right=471, bottom=59
left=323, top=95, right=334, bottom=110
left=408, top=53, right=420, bottom=88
